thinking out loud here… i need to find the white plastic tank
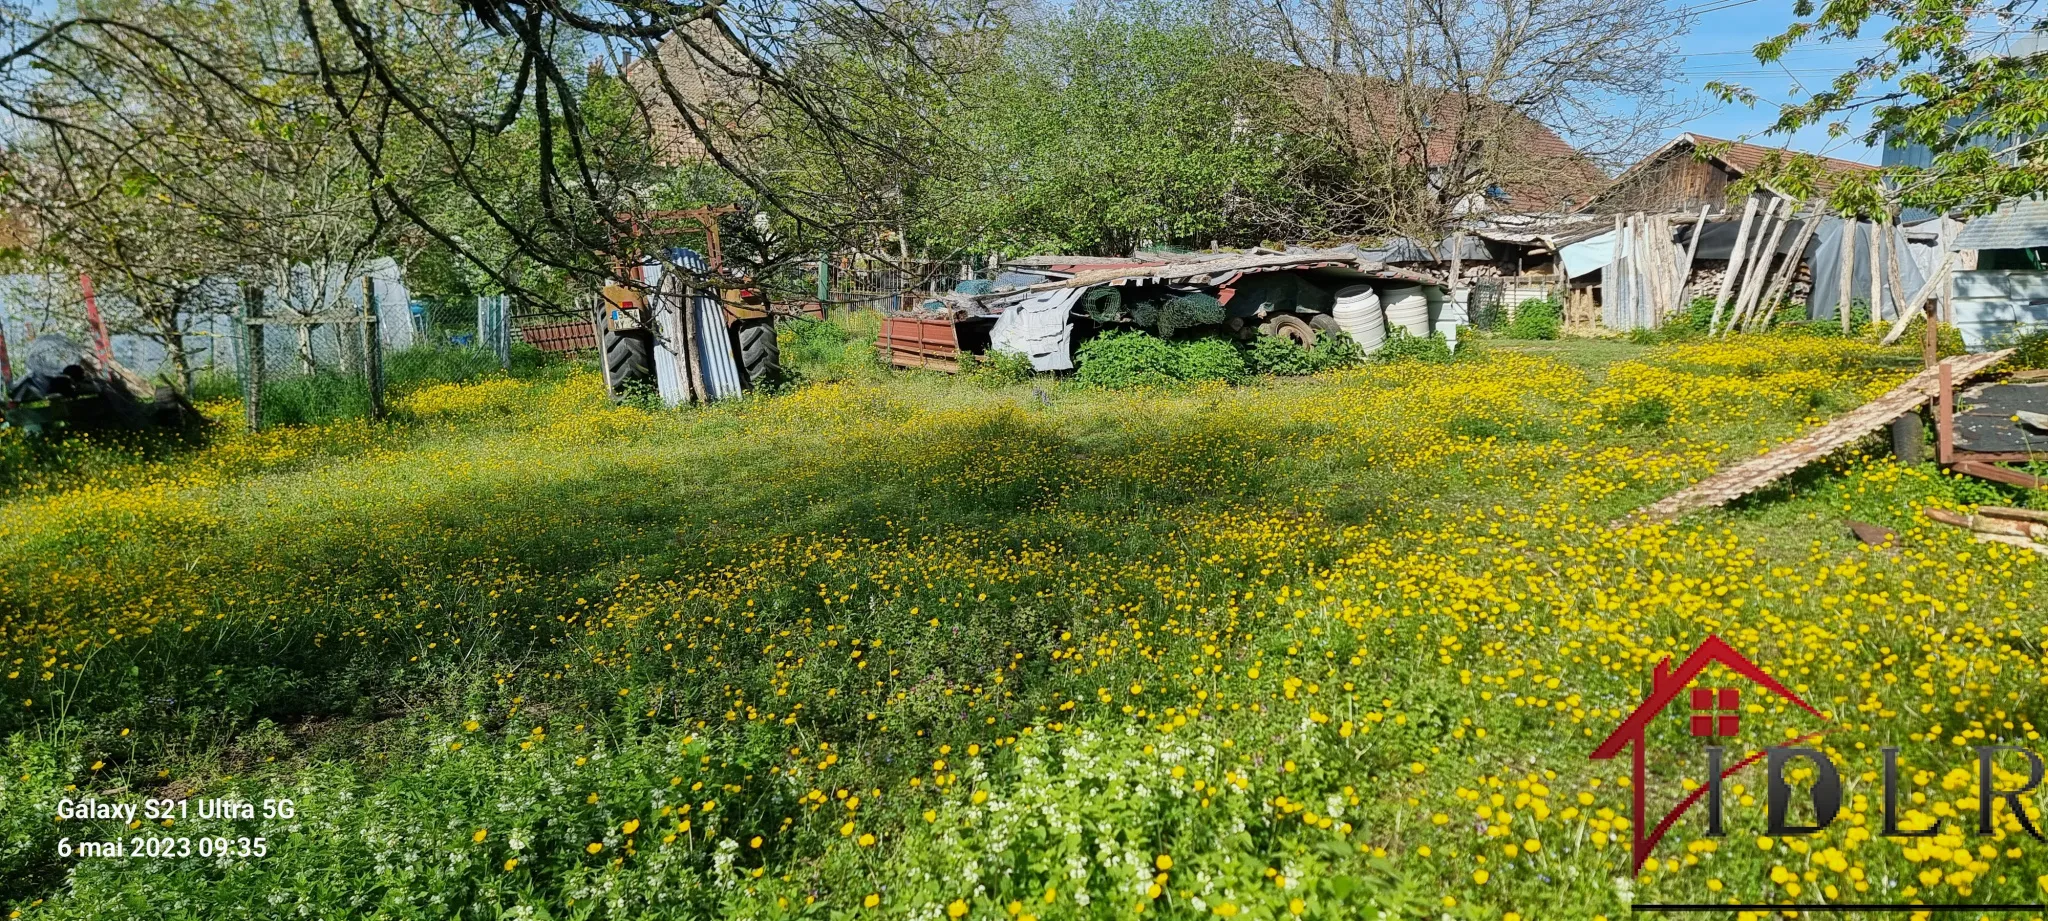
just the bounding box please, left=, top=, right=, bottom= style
left=1330, top=284, right=1386, bottom=353
left=1379, top=283, right=1431, bottom=338
left=1425, top=285, right=1456, bottom=349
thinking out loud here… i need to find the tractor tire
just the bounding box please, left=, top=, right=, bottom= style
left=602, top=327, right=655, bottom=395
left=1259, top=313, right=1318, bottom=348
left=735, top=320, right=780, bottom=390
left=1307, top=313, right=1341, bottom=337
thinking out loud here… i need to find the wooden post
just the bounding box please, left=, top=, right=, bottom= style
left=1868, top=215, right=1886, bottom=321
left=1838, top=218, right=1857, bottom=333
left=1757, top=205, right=1821, bottom=331
left=1923, top=297, right=1940, bottom=367
left=676, top=274, right=707, bottom=404
left=1449, top=230, right=1464, bottom=298
left=1938, top=218, right=1955, bottom=324
left=1643, top=215, right=1665, bottom=327
left=1677, top=205, right=1710, bottom=312
left=1711, top=197, right=1761, bottom=334
left=242, top=283, right=265, bottom=433
left=1608, top=213, right=1624, bottom=327
left=360, top=276, right=385, bottom=421
left=1885, top=216, right=1911, bottom=330
left=1879, top=251, right=1958, bottom=346
left=1936, top=360, right=1954, bottom=464
left=1728, top=199, right=1788, bottom=335
left=0, top=318, right=15, bottom=410
left=817, top=254, right=830, bottom=315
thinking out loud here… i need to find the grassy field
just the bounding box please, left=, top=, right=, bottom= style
left=2, top=326, right=2044, bottom=920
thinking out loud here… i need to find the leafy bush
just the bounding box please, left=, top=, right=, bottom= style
left=1174, top=337, right=1248, bottom=384
left=1073, top=330, right=1180, bottom=389
left=1375, top=329, right=1453, bottom=364
left=1308, top=330, right=1366, bottom=370
left=1245, top=333, right=1318, bottom=376
left=1993, top=328, right=2048, bottom=369
left=1502, top=296, right=1562, bottom=340
left=964, top=348, right=1037, bottom=386
left=780, top=316, right=855, bottom=368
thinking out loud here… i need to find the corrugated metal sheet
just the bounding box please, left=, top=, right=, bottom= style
left=1953, top=198, right=2048, bottom=251
left=668, top=248, right=743, bottom=402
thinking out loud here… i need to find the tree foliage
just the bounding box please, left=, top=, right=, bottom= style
left=1711, top=0, right=2046, bottom=216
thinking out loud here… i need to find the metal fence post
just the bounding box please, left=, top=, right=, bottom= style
left=241, top=283, right=264, bottom=433
left=361, top=276, right=385, bottom=421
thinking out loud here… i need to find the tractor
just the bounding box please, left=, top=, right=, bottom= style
left=594, top=206, right=780, bottom=403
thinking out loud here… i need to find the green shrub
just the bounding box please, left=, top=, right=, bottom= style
left=188, top=370, right=244, bottom=403
left=1074, top=331, right=1180, bottom=389
left=779, top=316, right=855, bottom=369
left=1502, top=296, right=1562, bottom=340
left=1246, top=333, right=1318, bottom=376
left=964, top=348, right=1037, bottom=386
left=1995, top=328, right=2048, bottom=369
left=1376, top=329, right=1453, bottom=364
left=1174, top=337, right=1248, bottom=385
left=1308, top=330, right=1366, bottom=371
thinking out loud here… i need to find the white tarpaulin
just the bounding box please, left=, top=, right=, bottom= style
left=988, top=287, right=1086, bottom=371
left=1561, top=230, right=1618, bottom=278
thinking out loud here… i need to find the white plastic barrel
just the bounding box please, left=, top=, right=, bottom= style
left=1331, top=284, right=1386, bottom=353
left=1379, top=284, right=1430, bottom=337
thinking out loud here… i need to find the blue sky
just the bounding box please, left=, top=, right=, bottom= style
left=1664, top=0, right=1892, bottom=163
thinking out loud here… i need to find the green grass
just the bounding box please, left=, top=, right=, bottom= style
left=2, top=333, right=2044, bottom=920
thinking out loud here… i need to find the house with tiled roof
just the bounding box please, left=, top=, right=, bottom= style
left=1319, top=77, right=1611, bottom=216
left=1582, top=132, right=1878, bottom=215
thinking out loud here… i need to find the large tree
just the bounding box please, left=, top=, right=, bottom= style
left=1712, top=2, right=2045, bottom=216
left=1243, top=0, right=1686, bottom=238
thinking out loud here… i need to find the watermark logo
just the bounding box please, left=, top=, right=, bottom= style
left=1589, top=634, right=2046, bottom=914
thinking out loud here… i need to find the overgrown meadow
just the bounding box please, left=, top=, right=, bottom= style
left=2, top=325, right=2046, bottom=921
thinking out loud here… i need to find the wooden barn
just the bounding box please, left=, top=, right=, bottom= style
left=1582, top=133, right=1877, bottom=215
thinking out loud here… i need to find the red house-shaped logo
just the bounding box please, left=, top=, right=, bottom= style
left=1590, top=635, right=1830, bottom=872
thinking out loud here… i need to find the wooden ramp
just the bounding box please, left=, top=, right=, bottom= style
left=1626, top=349, right=2013, bottom=524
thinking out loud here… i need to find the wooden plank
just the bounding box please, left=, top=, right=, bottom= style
left=1756, top=207, right=1821, bottom=331
left=1726, top=199, right=1789, bottom=335
left=1625, top=349, right=2014, bottom=523
left=1954, top=460, right=2048, bottom=490
left=1710, top=197, right=1761, bottom=334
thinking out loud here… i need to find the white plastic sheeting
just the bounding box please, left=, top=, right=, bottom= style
left=988, top=287, right=1086, bottom=371
left=1560, top=230, right=1619, bottom=278
left=1805, top=219, right=1928, bottom=321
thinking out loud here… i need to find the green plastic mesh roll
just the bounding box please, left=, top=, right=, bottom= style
left=1079, top=286, right=1123, bottom=323
left=1155, top=292, right=1224, bottom=337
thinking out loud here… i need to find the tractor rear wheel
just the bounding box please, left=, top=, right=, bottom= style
left=1259, top=314, right=1317, bottom=348
left=602, top=327, right=655, bottom=395
left=735, top=320, right=780, bottom=390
